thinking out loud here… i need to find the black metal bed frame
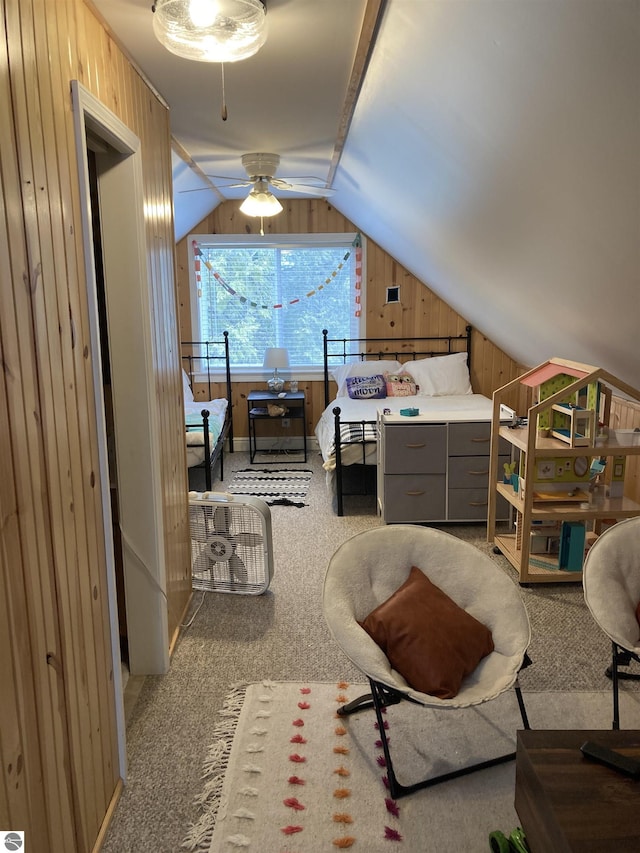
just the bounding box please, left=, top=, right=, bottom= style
left=181, top=332, right=234, bottom=491
left=322, top=325, right=473, bottom=516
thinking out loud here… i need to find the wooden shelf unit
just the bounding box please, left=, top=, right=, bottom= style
left=487, top=358, right=640, bottom=584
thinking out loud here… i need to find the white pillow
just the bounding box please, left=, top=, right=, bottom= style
left=182, top=369, right=194, bottom=403
left=404, top=352, right=472, bottom=396
left=331, top=360, right=402, bottom=397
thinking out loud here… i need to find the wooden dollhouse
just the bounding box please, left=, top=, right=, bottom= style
left=487, top=358, right=640, bottom=583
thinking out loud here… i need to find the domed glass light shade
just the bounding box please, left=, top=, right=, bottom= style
left=239, top=180, right=283, bottom=217
left=152, top=0, right=267, bottom=63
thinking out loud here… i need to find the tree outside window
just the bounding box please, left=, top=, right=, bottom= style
left=190, top=233, right=362, bottom=369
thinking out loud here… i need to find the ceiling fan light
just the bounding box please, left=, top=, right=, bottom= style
left=240, top=189, right=283, bottom=217
left=152, top=0, right=267, bottom=63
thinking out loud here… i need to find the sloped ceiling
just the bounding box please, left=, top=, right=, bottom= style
left=95, top=0, right=639, bottom=388
left=335, top=1, right=640, bottom=389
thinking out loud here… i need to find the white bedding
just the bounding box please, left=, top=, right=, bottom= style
left=315, top=393, right=496, bottom=470
left=185, top=398, right=228, bottom=467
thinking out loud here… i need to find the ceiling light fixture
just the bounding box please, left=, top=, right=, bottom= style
left=239, top=180, right=283, bottom=217
left=152, top=0, right=267, bottom=63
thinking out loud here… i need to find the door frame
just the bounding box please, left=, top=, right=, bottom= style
left=71, top=80, right=170, bottom=771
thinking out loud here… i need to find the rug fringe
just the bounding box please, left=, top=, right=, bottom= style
left=181, top=683, right=247, bottom=851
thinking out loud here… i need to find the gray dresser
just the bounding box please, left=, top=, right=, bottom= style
left=377, top=414, right=509, bottom=523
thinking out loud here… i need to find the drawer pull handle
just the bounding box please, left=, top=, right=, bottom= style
left=468, top=470, right=489, bottom=476
left=406, top=443, right=426, bottom=449
left=469, top=501, right=488, bottom=507
left=406, top=490, right=425, bottom=496
left=471, top=437, right=490, bottom=443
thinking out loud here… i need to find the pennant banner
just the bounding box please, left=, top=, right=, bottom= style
left=192, top=234, right=362, bottom=315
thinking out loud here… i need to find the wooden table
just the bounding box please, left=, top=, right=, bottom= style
left=515, top=729, right=640, bottom=852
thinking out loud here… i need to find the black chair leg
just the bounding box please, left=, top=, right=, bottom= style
left=605, top=642, right=640, bottom=730
left=342, top=678, right=531, bottom=800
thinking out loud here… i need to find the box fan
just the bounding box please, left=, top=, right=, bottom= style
left=188, top=491, right=273, bottom=594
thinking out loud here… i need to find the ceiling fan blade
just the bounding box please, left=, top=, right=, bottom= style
left=204, top=174, right=249, bottom=183
left=214, top=181, right=253, bottom=189
left=178, top=186, right=219, bottom=194
left=275, top=175, right=328, bottom=184
left=277, top=183, right=335, bottom=197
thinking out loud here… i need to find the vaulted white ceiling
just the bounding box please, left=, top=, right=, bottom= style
left=95, top=0, right=639, bottom=387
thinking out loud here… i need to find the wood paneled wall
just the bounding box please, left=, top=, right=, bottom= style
left=1, top=1, right=190, bottom=850
left=611, top=395, right=640, bottom=499
left=176, top=199, right=530, bottom=437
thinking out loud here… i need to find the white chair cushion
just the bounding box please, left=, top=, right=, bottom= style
left=583, top=517, right=640, bottom=654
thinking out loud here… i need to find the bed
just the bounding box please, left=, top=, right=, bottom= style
left=182, top=334, right=234, bottom=491
left=315, top=326, right=503, bottom=515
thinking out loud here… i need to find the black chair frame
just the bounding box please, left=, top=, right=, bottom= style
left=337, top=674, right=531, bottom=800
left=607, top=642, right=640, bottom=729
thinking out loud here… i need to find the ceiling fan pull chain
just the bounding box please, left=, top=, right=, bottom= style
left=220, top=63, right=228, bottom=122
left=259, top=216, right=265, bottom=236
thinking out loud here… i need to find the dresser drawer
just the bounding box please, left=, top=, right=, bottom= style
left=448, top=455, right=491, bottom=488
left=449, top=454, right=511, bottom=488
left=447, top=487, right=490, bottom=520
left=448, top=422, right=492, bottom=456
left=384, top=424, right=446, bottom=474
left=383, top=474, right=446, bottom=522
left=448, top=488, right=509, bottom=521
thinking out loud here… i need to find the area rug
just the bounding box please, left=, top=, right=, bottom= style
left=227, top=469, right=313, bottom=507
left=182, top=681, right=640, bottom=852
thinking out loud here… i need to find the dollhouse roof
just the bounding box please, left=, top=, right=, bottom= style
left=520, top=362, right=590, bottom=388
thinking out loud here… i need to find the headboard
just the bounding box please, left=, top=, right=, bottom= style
left=181, top=331, right=232, bottom=407
left=322, top=325, right=473, bottom=407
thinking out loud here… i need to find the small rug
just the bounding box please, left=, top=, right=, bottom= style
left=182, top=681, right=636, bottom=852
left=227, top=469, right=312, bottom=507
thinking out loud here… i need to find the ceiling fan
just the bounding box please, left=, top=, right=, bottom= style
left=183, top=152, right=335, bottom=206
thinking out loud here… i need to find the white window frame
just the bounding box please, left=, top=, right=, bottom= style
left=188, top=232, right=365, bottom=382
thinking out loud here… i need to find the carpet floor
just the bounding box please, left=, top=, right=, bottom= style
left=183, top=681, right=640, bottom=853
left=102, top=451, right=640, bottom=853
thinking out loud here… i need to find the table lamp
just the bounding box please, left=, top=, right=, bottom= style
left=263, top=347, right=289, bottom=393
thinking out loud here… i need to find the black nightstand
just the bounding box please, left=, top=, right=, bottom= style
left=247, top=390, right=307, bottom=463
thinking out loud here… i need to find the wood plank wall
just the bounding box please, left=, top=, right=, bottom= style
left=611, top=395, right=640, bottom=499
left=1, top=1, right=190, bottom=849
left=175, top=199, right=531, bottom=439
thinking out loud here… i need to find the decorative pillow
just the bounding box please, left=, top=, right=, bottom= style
left=346, top=374, right=387, bottom=400
left=359, top=566, right=494, bottom=699
left=331, top=360, right=402, bottom=397
left=385, top=372, right=418, bottom=397
left=182, top=369, right=194, bottom=403
left=404, top=352, right=472, bottom=397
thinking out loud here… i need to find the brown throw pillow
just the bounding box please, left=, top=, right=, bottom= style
left=359, top=566, right=494, bottom=699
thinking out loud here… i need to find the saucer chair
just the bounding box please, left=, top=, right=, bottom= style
left=583, top=517, right=640, bottom=730
left=322, top=525, right=531, bottom=799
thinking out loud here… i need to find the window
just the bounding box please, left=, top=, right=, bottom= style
left=189, top=233, right=362, bottom=371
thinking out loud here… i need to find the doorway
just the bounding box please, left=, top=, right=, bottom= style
left=71, top=81, right=170, bottom=770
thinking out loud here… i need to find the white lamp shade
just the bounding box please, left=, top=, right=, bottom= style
left=152, top=0, right=267, bottom=63
left=240, top=186, right=283, bottom=217
left=263, top=347, right=289, bottom=370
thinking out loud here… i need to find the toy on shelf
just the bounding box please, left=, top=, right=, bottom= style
left=550, top=402, right=595, bottom=447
